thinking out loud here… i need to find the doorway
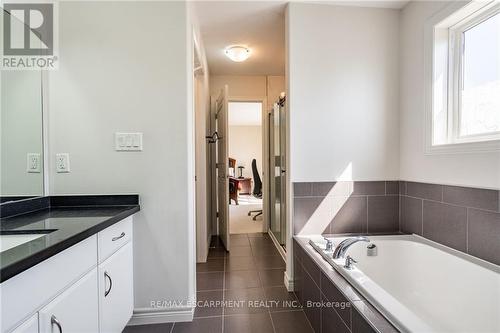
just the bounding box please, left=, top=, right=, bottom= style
left=209, top=87, right=271, bottom=252
left=227, top=101, right=264, bottom=234
left=209, top=87, right=287, bottom=254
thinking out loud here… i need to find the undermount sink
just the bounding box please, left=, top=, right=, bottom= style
left=0, top=234, right=46, bottom=252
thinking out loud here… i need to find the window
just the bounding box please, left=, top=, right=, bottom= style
left=427, top=1, right=500, bottom=152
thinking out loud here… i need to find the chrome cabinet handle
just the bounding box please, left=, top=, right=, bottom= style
left=112, top=232, right=125, bottom=241
left=51, top=315, right=63, bottom=333
left=104, top=271, right=113, bottom=297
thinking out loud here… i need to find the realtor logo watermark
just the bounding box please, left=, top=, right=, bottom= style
left=2, top=1, right=58, bottom=70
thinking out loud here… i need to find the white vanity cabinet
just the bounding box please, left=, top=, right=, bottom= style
left=38, top=269, right=99, bottom=333
left=10, top=314, right=38, bottom=333
left=98, top=243, right=134, bottom=333
left=1, top=216, right=134, bottom=333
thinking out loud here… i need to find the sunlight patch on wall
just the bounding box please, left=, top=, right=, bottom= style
left=297, top=163, right=353, bottom=235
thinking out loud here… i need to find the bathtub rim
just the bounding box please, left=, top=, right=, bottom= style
left=319, top=233, right=500, bottom=274
left=293, top=236, right=400, bottom=333
left=301, top=233, right=500, bottom=333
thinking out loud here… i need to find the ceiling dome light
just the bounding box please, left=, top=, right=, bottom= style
left=225, top=45, right=251, bottom=62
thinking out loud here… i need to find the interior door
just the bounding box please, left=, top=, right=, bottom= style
left=269, top=96, right=287, bottom=246
left=216, top=86, right=230, bottom=251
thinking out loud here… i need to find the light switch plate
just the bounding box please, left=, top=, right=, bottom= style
left=56, top=153, right=70, bottom=173
left=27, top=153, right=41, bottom=173
left=115, top=133, right=143, bottom=151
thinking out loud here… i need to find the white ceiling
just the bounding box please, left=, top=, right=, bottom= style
left=193, top=1, right=410, bottom=76
left=228, top=102, right=262, bottom=126
left=194, top=1, right=286, bottom=75
left=311, top=1, right=409, bottom=9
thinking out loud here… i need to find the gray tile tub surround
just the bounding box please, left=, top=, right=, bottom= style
left=293, top=181, right=400, bottom=235
left=293, top=237, right=399, bottom=333
left=400, top=181, right=500, bottom=265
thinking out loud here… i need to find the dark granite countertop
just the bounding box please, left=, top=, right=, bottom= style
left=0, top=195, right=139, bottom=283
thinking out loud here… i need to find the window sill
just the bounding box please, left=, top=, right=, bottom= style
left=425, top=139, right=500, bottom=155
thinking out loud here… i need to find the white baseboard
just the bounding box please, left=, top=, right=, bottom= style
left=284, top=271, right=295, bottom=292
left=127, top=306, right=194, bottom=326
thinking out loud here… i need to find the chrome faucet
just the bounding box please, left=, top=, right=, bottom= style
left=324, top=237, right=334, bottom=251
left=344, top=255, right=357, bottom=269
left=332, top=236, right=370, bottom=259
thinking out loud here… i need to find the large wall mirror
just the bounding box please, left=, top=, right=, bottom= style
left=1, top=10, right=45, bottom=203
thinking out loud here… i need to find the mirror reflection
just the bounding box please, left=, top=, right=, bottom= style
left=0, top=11, right=44, bottom=203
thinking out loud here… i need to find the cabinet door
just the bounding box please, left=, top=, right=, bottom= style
left=39, top=269, right=98, bottom=333
left=98, top=242, right=133, bottom=333
left=11, top=313, right=38, bottom=333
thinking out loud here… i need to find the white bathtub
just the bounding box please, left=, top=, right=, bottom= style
left=309, top=234, right=500, bottom=333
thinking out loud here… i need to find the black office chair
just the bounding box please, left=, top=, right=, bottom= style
left=248, top=159, right=263, bottom=221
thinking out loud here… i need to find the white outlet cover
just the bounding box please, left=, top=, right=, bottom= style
left=27, top=153, right=41, bottom=173
left=56, top=153, right=70, bottom=173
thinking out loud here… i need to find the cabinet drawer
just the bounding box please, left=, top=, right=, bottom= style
left=98, top=217, right=132, bottom=263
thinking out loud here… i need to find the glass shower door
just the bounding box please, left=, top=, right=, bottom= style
left=269, top=97, right=286, bottom=247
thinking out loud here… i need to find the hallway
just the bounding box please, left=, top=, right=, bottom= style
left=124, top=233, right=312, bottom=333
left=229, top=194, right=264, bottom=234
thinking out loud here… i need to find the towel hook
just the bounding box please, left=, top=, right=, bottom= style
left=206, top=131, right=221, bottom=143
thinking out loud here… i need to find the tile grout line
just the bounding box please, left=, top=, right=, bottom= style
left=319, top=269, right=323, bottom=333
left=421, top=198, right=424, bottom=236
left=466, top=208, right=469, bottom=253
left=221, top=239, right=227, bottom=333
left=205, top=234, right=284, bottom=332
left=366, top=196, right=369, bottom=233
left=298, top=258, right=315, bottom=333
left=404, top=194, right=498, bottom=213
left=253, top=233, right=277, bottom=333
left=398, top=194, right=401, bottom=232
left=293, top=193, right=399, bottom=199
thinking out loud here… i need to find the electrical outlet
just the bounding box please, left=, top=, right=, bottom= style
left=27, top=153, right=41, bottom=173
left=56, top=153, right=70, bottom=173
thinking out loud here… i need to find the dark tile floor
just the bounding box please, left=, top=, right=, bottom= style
left=124, top=233, right=313, bottom=333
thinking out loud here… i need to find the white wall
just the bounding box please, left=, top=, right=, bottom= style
left=287, top=3, right=400, bottom=182
left=210, top=75, right=285, bottom=108
left=210, top=75, right=267, bottom=99
left=228, top=126, right=263, bottom=179
left=399, top=1, right=500, bottom=189
left=195, top=74, right=210, bottom=263
left=48, top=1, right=195, bottom=320
left=191, top=4, right=212, bottom=263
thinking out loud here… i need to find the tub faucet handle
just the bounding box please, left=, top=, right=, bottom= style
left=344, top=255, right=357, bottom=270
left=324, top=237, right=334, bottom=251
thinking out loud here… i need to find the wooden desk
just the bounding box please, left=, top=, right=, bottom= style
left=238, top=178, right=252, bottom=194
left=229, top=177, right=253, bottom=204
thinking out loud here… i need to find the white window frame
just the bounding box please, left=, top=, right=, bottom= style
left=425, top=1, right=500, bottom=154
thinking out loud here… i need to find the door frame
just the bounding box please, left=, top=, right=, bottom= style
left=226, top=96, right=268, bottom=234
left=215, top=87, right=230, bottom=250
